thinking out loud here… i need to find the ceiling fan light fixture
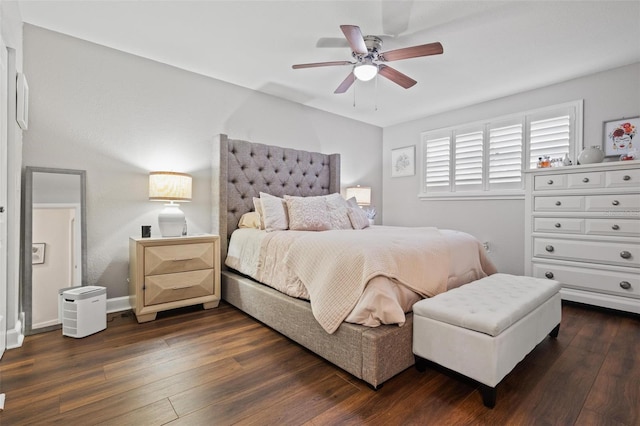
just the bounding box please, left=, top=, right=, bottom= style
left=353, top=62, right=378, bottom=81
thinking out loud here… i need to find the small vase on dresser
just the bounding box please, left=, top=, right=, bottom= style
left=524, top=160, right=640, bottom=314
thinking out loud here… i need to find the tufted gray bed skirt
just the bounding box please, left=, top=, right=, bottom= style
left=213, top=134, right=414, bottom=388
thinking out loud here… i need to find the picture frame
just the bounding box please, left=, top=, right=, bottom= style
left=16, top=73, right=29, bottom=130
left=602, top=116, right=638, bottom=157
left=32, top=243, right=46, bottom=265
left=391, top=145, right=415, bottom=177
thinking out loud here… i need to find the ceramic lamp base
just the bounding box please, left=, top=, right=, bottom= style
left=158, top=203, right=185, bottom=237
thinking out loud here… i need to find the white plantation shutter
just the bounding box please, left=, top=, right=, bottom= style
left=529, top=115, right=571, bottom=169
left=424, top=135, right=451, bottom=192
left=489, top=123, right=523, bottom=189
left=419, top=101, right=582, bottom=198
left=454, top=130, right=483, bottom=190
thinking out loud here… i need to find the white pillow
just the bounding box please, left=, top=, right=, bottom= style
left=346, top=196, right=359, bottom=209
left=284, top=195, right=332, bottom=231
left=259, top=192, right=289, bottom=232
left=252, top=197, right=265, bottom=230
left=347, top=206, right=370, bottom=230
left=324, top=193, right=352, bottom=230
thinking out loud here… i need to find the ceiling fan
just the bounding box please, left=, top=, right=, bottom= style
left=292, top=25, right=443, bottom=94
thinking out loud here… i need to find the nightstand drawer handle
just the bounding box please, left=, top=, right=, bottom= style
left=547, top=179, right=554, bottom=185
left=555, top=201, right=562, bottom=206
left=619, top=281, right=631, bottom=290
left=620, top=251, right=631, bottom=259
left=612, top=224, right=620, bottom=230
left=545, top=245, right=554, bottom=253
left=554, top=223, right=561, bottom=228
left=172, top=257, right=195, bottom=262
left=612, top=200, right=620, bottom=206
left=623, top=175, right=631, bottom=181
left=171, top=284, right=194, bottom=290
left=582, top=177, right=589, bottom=183
left=545, top=271, right=554, bottom=279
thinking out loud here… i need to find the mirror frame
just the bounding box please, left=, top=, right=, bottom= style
left=22, top=167, right=87, bottom=335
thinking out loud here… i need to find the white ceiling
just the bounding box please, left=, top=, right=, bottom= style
left=17, top=0, right=640, bottom=127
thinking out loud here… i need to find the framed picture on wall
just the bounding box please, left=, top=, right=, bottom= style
left=603, top=116, right=638, bottom=157
left=391, top=145, right=415, bottom=177
left=32, top=243, right=46, bottom=265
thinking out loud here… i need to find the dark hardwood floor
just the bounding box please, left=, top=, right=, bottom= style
left=1, top=300, right=638, bottom=425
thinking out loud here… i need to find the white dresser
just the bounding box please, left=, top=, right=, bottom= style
left=524, top=161, right=640, bottom=314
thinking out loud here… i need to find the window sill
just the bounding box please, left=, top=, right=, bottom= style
left=418, top=191, right=525, bottom=201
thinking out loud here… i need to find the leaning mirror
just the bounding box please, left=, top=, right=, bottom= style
left=22, top=167, right=87, bottom=335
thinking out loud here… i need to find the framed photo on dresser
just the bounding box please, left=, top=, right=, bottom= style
left=603, top=116, right=638, bottom=157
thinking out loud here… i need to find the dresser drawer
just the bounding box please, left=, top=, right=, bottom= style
left=534, top=195, right=584, bottom=212
left=567, top=171, right=605, bottom=189
left=532, top=263, right=639, bottom=299
left=606, top=168, right=640, bottom=188
left=585, top=194, right=640, bottom=212
left=585, top=218, right=640, bottom=237
left=145, top=269, right=214, bottom=305
left=145, top=242, right=215, bottom=275
left=534, top=217, right=584, bottom=234
left=534, top=174, right=567, bottom=190
left=533, top=237, right=639, bottom=268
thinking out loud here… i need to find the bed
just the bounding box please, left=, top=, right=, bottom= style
left=212, top=134, right=494, bottom=388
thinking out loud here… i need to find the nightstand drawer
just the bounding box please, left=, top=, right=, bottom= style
left=145, top=243, right=214, bottom=275
left=145, top=269, right=214, bottom=305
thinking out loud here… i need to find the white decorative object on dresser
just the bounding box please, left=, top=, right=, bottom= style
left=524, top=161, right=640, bottom=314
left=129, top=234, right=220, bottom=322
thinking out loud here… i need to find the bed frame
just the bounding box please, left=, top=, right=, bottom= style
left=212, top=134, right=414, bottom=388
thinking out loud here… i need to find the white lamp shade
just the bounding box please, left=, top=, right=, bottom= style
left=149, top=171, right=192, bottom=202
left=346, top=186, right=371, bottom=206
left=353, top=63, right=378, bottom=81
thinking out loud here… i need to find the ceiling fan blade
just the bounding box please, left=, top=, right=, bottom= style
left=340, top=25, right=368, bottom=54
left=380, top=42, right=443, bottom=62
left=292, top=61, right=353, bottom=69
left=315, top=37, right=350, bottom=48
left=378, top=64, right=417, bottom=89
left=334, top=72, right=356, bottom=94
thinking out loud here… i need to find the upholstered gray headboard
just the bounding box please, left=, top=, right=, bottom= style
left=212, top=134, right=340, bottom=258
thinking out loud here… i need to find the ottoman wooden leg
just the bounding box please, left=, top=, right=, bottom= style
left=414, top=355, right=428, bottom=372
left=549, top=323, right=560, bottom=338
left=479, top=384, right=496, bottom=408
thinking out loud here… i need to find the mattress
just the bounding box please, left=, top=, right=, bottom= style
left=225, top=226, right=497, bottom=329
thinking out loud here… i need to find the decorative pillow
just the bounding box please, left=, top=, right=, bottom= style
left=252, top=197, right=265, bottom=230
left=259, top=192, right=289, bottom=232
left=346, top=196, right=359, bottom=209
left=284, top=195, right=332, bottom=231
left=348, top=206, right=370, bottom=230
left=324, top=193, right=352, bottom=230
left=238, top=211, right=262, bottom=229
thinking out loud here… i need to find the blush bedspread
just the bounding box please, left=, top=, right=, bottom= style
left=225, top=226, right=497, bottom=333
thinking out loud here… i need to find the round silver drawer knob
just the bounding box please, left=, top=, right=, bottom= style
left=623, top=175, right=631, bottom=181
left=547, top=179, right=554, bottom=185
left=545, top=272, right=554, bottom=279
left=545, top=245, right=555, bottom=253
left=555, top=223, right=561, bottom=228
left=612, top=200, right=620, bottom=206
left=619, top=281, right=631, bottom=290
left=612, top=224, right=620, bottom=230
left=620, top=251, right=632, bottom=259
left=582, top=177, right=589, bottom=183
left=555, top=201, right=562, bottom=206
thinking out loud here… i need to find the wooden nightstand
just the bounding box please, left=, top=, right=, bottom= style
left=128, top=234, right=221, bottom=322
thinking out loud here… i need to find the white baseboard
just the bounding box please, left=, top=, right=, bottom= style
left=6, top=297, right=131, bottom=350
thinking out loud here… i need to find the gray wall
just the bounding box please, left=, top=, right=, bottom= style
left=22, top=25, right=382, bottom=299
left=383, top=63, right=640, bottom=274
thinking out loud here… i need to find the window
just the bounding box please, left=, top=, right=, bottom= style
left=420, top=100, right=582, bottom=199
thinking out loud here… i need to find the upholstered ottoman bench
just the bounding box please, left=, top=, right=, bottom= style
left=412, top=273, right=561, bottom=408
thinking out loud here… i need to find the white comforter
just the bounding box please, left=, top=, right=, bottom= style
left=225, top=226, right=496, bottom=332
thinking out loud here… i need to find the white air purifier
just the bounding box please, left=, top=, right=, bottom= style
left=61, top=286, right=107, bottom=338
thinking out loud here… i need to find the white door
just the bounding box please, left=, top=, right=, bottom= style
left=0, top=39, right=9, bottom=358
